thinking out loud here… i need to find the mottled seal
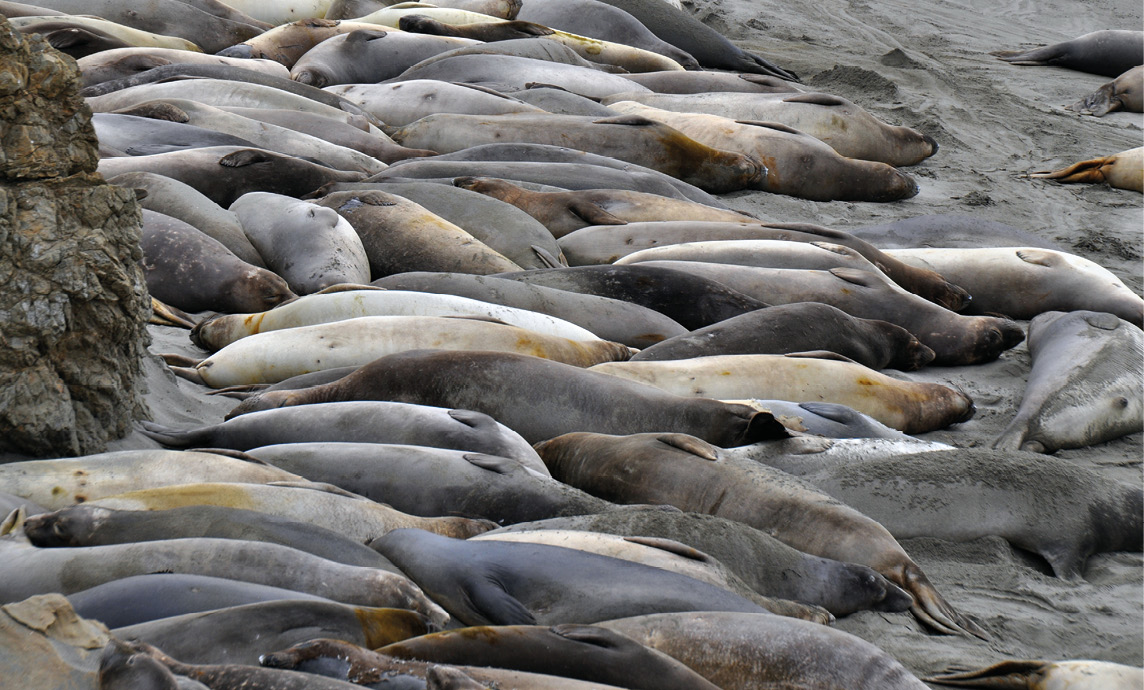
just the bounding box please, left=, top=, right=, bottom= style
left=1030, top=146, right=1144, bottom=192
left=600, top=612, right=930, bottom=690
left=1068, top=65, right=1144, bottom=115
left=629, top=302, right=935, bottom=371
left=314, top=190, right=522, bottom=277
left=589, top=354, right=975, bottom=434
left=995, top=311, right=1143, bottom=453
left=223, top=349, right=789, bottom=447
left=388, top=113, right=763, bottom=194
left=992, top=29, right=1144, bottom=77
left=601, top=91, right=937, bottom=166
left=371, top=528, right=774, bottom=625
left=139, top=209, right=296, bottom=314
left=536, top=432, right=985, bottom=637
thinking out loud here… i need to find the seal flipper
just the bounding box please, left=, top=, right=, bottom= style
left=465, top=576, right=537, bottom=626
left=924, top=660, right=1052, bottom=687
left=622, top=535, right=714, bottom=563
left=899, top=562, right=989, bottom=639
left=137, top=421, right=203, bottom=448
left=1030, top=156, right=1114, bottom=184
left=566, top=200, right=628, bottom=227
left=426, top=666, right=489, bottom=690
left=782, top=93, right=848, bottom=107
left=655, top=433, right=720, bottom=460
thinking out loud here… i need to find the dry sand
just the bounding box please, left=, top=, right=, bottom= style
left=6, top=0, right=1141, bottom=685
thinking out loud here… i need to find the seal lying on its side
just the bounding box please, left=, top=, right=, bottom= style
left=992, top=29, right=1144, bottom=77
left=995, top=311, right=1143, bottom=453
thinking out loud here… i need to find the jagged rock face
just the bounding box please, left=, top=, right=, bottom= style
left=0, top=16, right=150, bottom=458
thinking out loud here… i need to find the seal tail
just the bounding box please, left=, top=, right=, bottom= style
left=137, top=420, right=203, bottom=448
left=924, top=660, right=1051, bottom=687
left=1030, top=157, right=1113, bottom=184
left=990, top=46, right=1057, bottom=66
left=900, top=562, right=988, bottom=639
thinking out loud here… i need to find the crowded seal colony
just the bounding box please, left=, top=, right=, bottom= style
left=1, top=0, right=1142, bottom=688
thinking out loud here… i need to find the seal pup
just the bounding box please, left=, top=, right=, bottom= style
left=599, top=612, right=931, bottom=690
left=224, top=349, right=790, bottom=447
left=1030, top=146, right=1144, bottom=192
left=992, top=29, right=1144, bottom=77
left=995, top=311, right=1143, bottom=453
left=629, top=302, right=935, bottom=371
left=1068, top=65, right=1144, bottom=115
left=536, top=432, right=985, bottom=637
left=371, top=528, right=776, bottom=625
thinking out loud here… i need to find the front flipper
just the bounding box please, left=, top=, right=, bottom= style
left=898, top=561, right=989, bottom=639
left=465, top=576, right=537, bottom=626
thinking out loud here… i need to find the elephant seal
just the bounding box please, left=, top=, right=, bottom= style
left=615, top=239, right=891, bottom=282
left=454, top=176, right=751, bottom=238
left=244, top=442, right=612, bottom=525
left=619, top=70, right=798, bottom=94
left=494, top=264, right=769, bottom=330
left=314, top=190, right=522, bottom=277
left=555, top=220, right=969, bottom=312
left=228, top=193, right=371, bottom=295
left=388, top=113, right=764, bottom=194
left=605, top=101, right=919, bottom=202
left=471, top=529, right=831, bottom=621
left=0, top=449, right=298, bottom=510
left=613, top=261, right=1023, bottom=366
left=630, top=302, right=935, bottom=371
left=507, top=84, right=620, bottom=116
left=589, top=354, right=975, bottom=434
left=371, top=528, right=774, bottom=625
left=588, top=0, right=797, bottom=79
left=171, top=315, right=632, bottom=388
left=926, top=659, right=1144, bottom=688
left=992, top=29, right=1144, bottom=77
left=8, top=15, right=201, bottom=52
left=91, top=113, right=260, bottom=155
left=219, top=105, right=433, bottom=164
left=98, top=146, right=367, bottom=208
left=328, top=80, right=546, bottom=127
left=138, top=401, right=545, bottom=473
left=77, top=47, right=288, bottom=89
left=25, top=504, right=392, bottom=569
left=224, top=349, right=790, bottom=447
left=536, top=431, right=985, bottom=637
left=396, top=15, right=687, bottom=72
left=139, top=209, right=296, bottom=315
left=846, top=213, right=1065, bottom=251
left=291, top=29, right=478, bottom=87
left=377, top=624, right=721, bottom=690
left=371, top=272, right=687, bottom=348
left=1068, top=65, right=1144, bottom=115
left=995, top=311, right=1143, bottom=453
left=114, top=601, right=429, bottom=667
left=216, top=18, right=393, bottom=66
left=601, top=91, right=936, bottom=166
left=108, top=171, right=263, bottom=267
left=738, top=400, right=911, bottom=440
left=191, top=288, right=600, bottom=351
left=487, top=504, right=916, bottom=618
left=599, top=612, right=930, bottom=690
left=102, top=639, right=368, bottom=690
left=261, top=637, right=650, bottom=689
left=17, top=22, right=134, bottom=60
left=773, top=448, right=1144, bottom=581
left=1030, top=146, right=1144, bottom=192
left=69, top=574, right=331, bottom=628
left=513, top=0, right=700, bottom=69
left=885, top=247, right=1144, bottom=326
left=364, top=180, right=563, bottom=268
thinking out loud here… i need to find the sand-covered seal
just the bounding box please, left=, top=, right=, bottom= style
left=995, top=311, right=1143, bottom=453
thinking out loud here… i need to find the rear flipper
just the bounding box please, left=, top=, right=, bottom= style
left=1030, top=156, right=1114, bottom=185
left=925, top=660, right=1144, bottom=688
left=206, top=384, right=270, bottom=399
left=899, top=562, right=989, bottom=639
left=991, top=45, right=1060, bottom=66
left=149, top=298, right=197, bottom=329
left=137, top=420, right=204, bottom=448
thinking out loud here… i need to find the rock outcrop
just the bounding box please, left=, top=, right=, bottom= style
left=0, top=16, right=149, bottom=458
